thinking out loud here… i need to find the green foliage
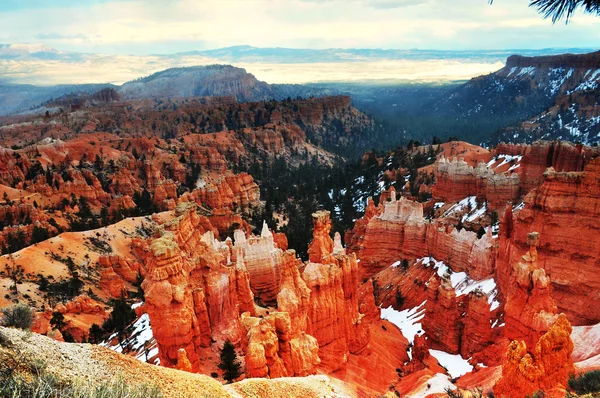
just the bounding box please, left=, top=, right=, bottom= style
left=4, top=262, right=24, bottom=293
left=1, top=303, right=33, bottom=329
left=132, top=189, right=158, bottom=216
left=4, top=230, right=27, bottom=254
left=25, top=161, right=45, bottom=181
left=185, top=162, right=202, bottom=190
left=218, top=340, right=241, bottom=383
left=246, top=149, right=420, bottom=259
left=38, top=274, right=48, bottom=292
left=0, top=356, right=163, bottom=398
left=528, top=0, right=600, bottom=23
left=46, top=277, right=83, bottom=301
left=50, top=312, right=66, bottom=331
left=568, top=370, right=600, bottom=395
left=88, top=323, right=104, bottom=344
left=69, top=197, right=100, bottom=231
left=102, top=295, right=136, bottom=337
left=31, top=226, right=51, bottom=244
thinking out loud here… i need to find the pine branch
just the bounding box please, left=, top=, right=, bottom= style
left=489, top=0, right=600, bottom=23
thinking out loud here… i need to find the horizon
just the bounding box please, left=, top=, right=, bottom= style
left=2, top=42, right=598, bottom=55
left=0, top=43, right=597, bottom=87
left=1, top=0, right=599, bottom=54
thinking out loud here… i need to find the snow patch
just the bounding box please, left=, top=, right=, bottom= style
left=429, top=349, right=474, bottom=378
left=380, top=301, right=426, bottom=350
left=421, top=257, right=500, bottom=310
left=409, top=373, right=457, bottom=398
left=103, top=305, right=159, bottom=365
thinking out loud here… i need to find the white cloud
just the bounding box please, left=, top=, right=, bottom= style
left=0, top=0, right=597, bottom=52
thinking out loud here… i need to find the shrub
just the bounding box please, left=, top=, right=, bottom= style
left=1, top=303, right=33, bottom=329
left=0, top=329, right=11, bottom=347
left=568, top=370, right=600, bottom=395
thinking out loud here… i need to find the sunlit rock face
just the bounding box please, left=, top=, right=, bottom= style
left=433, top=156, right=520, bottom=209
left=347, top=193, right=497, bottom=281
left=303, top=210, right=371, bottom=372
left=494, top=314, right=574, bottom=398
left=233, top=222, right=285, bottom=306
left=498, top=157, right=600, bottom=325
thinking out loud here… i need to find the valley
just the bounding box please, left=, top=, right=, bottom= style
left=0, top=16, right=600, bottom=396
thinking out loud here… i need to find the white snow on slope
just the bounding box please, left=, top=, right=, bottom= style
left=381, top=301, right=427, bottom=346
left=442, top=196, right=489, bottom=223
left=486, top=154, right=522, bottom=169
left=420, top=257, right=500, bottom=310
left=409, top=373, right=457, bottom=398
left=429, top=350, right=473, bottom=378
left=443, top=196, right=477, bottom=217
left=104, top=304, right=159, bottom=365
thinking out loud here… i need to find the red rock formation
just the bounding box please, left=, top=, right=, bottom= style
left=423, top=274, right=463, bottom=354
left=461, top=291, right=494, bottom=358
left=175, top=348, right=193, bottom=372
left=402, top=334, right=434, bottom=374
left=141, top=232, right=203, bottom=370
left=352, top=196, right=427, bottom=277
left=277, top=250, right=310, bottom=336
left=138, top=205, right=258, bottom=371
left=242, top=311, right=320, bottom=378
left=432, top=156, right=519, bottom=209
left=494, top=314, right=574, bottom=398
left=31, top=295, right=108, bottom=342
left=348, top=194, right=497, bottom=281
left=307, top=210, right=334, bottom=264
left=233, top=223, right=284, bottom=305
left=427, top=223, right=496, bottom=279
left=98, top=254, right=142, bottom=298
left=498, top=157, right=600, bottom=325
left=303, top=261, right=350, bottom=371
left=518, top=140, right=589, bottom=195
left=502, top=232, right=558, bottom=348
left=303, top=210, right=370, bottom=372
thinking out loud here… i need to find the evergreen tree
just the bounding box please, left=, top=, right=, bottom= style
left=218, top=340, right=241, bottom=383
left=88, top=323, right=104, bottom=344
left=50, top=311, right=66, bottom=331
left=102, top=294, right=136, bottom=336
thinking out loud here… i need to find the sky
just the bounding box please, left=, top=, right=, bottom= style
left=0, top=0, right=599, bottom=54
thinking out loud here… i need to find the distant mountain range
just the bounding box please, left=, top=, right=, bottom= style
left=0, top=43, right=594, bottom=64
left=1, top=47, right=599, bottom=147
left=119, top=65, right=273, bottom=102
left=427, top=51, right=600, bottom=145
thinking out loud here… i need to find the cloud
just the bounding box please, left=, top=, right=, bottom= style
left=0, top=0, right=597, bottom=53
left=299, top=0, right=429, bottom=8
left=366, top=0, right=429, bottom=9
left=35, top=33, right=95, bottom=41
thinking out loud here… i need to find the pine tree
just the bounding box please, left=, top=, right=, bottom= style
left=218, top=340, right=241, bottom=383
left=50, top=311, right=66, bottom=331
left=88, top=323, right=104, bottom=344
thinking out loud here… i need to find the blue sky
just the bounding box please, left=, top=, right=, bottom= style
left=0, top=0, right=598, bottom=54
